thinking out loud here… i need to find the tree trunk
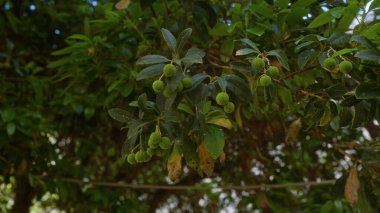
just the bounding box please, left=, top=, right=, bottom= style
left=11, top=159, right=35, bottom=213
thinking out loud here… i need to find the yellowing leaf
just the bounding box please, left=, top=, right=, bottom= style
left=207, top=118, right=232, bottom=129
left=285, top=118, right=302, bottom=145
left=198, top=143, right=214, bottom=177
left=219, top=151, right=226, bottom=164
left=235, top=104, right=243, bottom=128
left=345, top=164, right=360, bottom=206
left=319, top=108, right=331, bottom=126
left=167, top=145, right=182, bottom=181
left=115, top=0, right=131, bottom=10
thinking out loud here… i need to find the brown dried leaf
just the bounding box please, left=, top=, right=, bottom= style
left=115, top=0, right=131, bottom=10
left=285, top=118, right=302, bottom=145
left=198, top=143, right=214, bottom=177
left=344, top=164, right=360, bottom=206
left=219, top=151, right=226, bottom=164
left=167, top=145, right=182, bottom=181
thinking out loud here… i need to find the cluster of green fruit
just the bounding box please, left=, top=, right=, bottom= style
left=215, top=92, right=235, bottom=113
left=251, top=57, right=280, bottom=87
left=323, top=57, right=353, bottom=74
left=126, top=131, right=172, bottom=164
left=151, top=64, right=193, bottom=97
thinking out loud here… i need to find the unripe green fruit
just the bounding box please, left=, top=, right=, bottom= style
left=258, top=74, right=272, bottom=86
left=176, top=83, right=183, bottom=92
left=127, top=153, right=136, bottom=164
left=224, top=102, right=235, bottom=114
left=152, top=80, right=165, bottom=93
left=143, top=151, right=152, bottom=162
left=251, top=57, right=265, bottom=72
left=182, top=77, right=193, bottom=88
left=216, top=92, right=229, bottom=106
left=267, top=66, right=279, bottom=77
left=135, top=150, right=146, bottom=163
left=163, top=64, right=176, bottom=77
left=149, top=132, right=161, bottom=142
left=148, top=139, right=159, bottom=148
left=323, top=57, right=337, bottom=72
left=147, top=148, right=155, bottom=156
left=163, top=87, right=174, bottom=97
left=339, top=61, right=352, bottom=74
left=159, top=137, right=171, bottom=149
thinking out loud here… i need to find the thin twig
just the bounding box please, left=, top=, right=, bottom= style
left=61, top=178, right=336, bottom=191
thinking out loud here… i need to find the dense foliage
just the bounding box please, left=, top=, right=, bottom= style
left=1, top=0, right=380, bottom=212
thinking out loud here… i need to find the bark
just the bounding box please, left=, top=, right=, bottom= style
left=11, top=175, right=35, bottom=213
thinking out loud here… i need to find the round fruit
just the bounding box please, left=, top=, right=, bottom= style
left=176, top=83, right=183, bottom=92
left=224, top=102, right=235, bottom=114
left=152, top=80, right=165, bottom=93
left=155, top=149, right=165, bottom=157
left=127, top=153, right=136, bottom=164
left=143, top=152, right=152, bottom=162
left=135, top=150, right=146, bottom=163
left=267, top=66, right=279, bottom=77
left=216, top=92, right=229, bottom=106
left=182, top=77, right=193, bottom=88
left=339, top=61, right=352, bottom=74
left=323, top=57, right=337, bottom=72
left=149, top=132, right=161, bottom=143
left=163, top=64, right=176, bottom=77
left=159, top=137, right=171, bottom=149
left=147, top=148, right=155, bottom=156
left=259, top=74, right=272, bottom=86
left=148, top=139, right=159, bottom=148
left=251, top=57, right=265, bottom=72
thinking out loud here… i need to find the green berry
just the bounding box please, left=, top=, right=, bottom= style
left=224, top=102, right=235, bottom=114
left=135, top=150, right=146, bottom=163
left=149, top=132, right=161, bottom=142
left=159, top=137, right=171, bottom=149
left=152, top=80, right=165, bottom=93
left=147, top=148, right=155, bottom=156
left=251, top=57, right=265, bottom=72
left=216, top=92, right=229, bottom=106
left=176, top=83, right=183, bottom=92
left=148, top=139, right=159, bottom=148
left=127, top=153, right=136, bottom=164
left=182, top=77, right=193, bottom=88
left=339, top=61, right=352, bottom=74
left=163, top=64, right=176, bottom=77
left=163, top=86, right=174, bottom=97
left=323, top=57, right=337, bottom=72
left=267, top=66, right=279, bottom=77
left=143, top=151, right=152, bottom=162
left=258, top=74, right=272, bottom=86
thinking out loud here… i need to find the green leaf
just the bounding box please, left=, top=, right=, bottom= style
left=325, top=83, right=346, bottom=98
left=354, top=50, right=380, bottom=62
left=220, top=39, right=234, bottom=63
left=47, top=57, right=73, bottom=68
left=331, top=48, right=357, bottom=57
left=181, top=47, right=204, bottom=65
left=203, top=125, right=225, bottom=159
left=355, top=83, right=380, bottom=99
left=235, top=48, right=257, bottom=56
left=223, top=75, right=252, bottom=102
left=267, top=49, right=290, bottom=71
left=6, top=123, right=16, bottom=136
left=136, top=55, right=170, bottom=65
left=240, top=38, right=259, bottom=52
left=188, top=73, right=210, bottom=90
left=175, top=28, right=192, bottom=54
left=177, top=103, right=194, bottom=115
left=136, top=64, right=165, bottom=81
left=298, top=49, right=317, bottom=69
left=291, top=0, right=316, bottom=8
left=161, top=28, right=177, bottom=53
left=307, top=7, right=344, bottom=28
left=108, top=108, right=134, bottom=123
left=362, top=22, right=380, bottom=41
left=67, top=34, right=91, bottom=42
left=216, top=77, right=228, bottom=90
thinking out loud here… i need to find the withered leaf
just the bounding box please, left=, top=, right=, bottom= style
left=285, top=118, right=302, bottom=145
left=344, top=164, right=360, bottom=206
left=115, top=0, right=130, bottom=10
left=198, top=143, right=215, bottom=177
left=167, top=145, right=182, bottom=181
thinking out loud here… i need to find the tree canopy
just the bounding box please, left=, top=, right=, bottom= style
left=1, top=0, right=380, bottom=212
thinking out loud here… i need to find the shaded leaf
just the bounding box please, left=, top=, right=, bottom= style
left=136, top=64, right=165, bottom=80
left=198, top=143, right=215, bottom=177
left=175, top=28, right=192, bottom=54
left=161, top=28, right=177, bottom=52
left=108, top=108, right=134, bottom=123
left=355, top=83, right=380, bottom=99
left=136, top=55, right=169, bottom=65
left=267, top=49, right=290, bottom=71
left=344, top=164, right=360, bottom=206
